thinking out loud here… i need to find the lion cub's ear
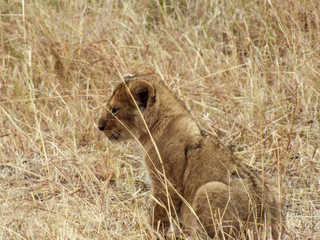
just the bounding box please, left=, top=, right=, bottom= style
left=126, top=80, right=156, bottom=110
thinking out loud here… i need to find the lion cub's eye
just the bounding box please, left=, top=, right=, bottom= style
left=111, top=108, right=119, bottom=114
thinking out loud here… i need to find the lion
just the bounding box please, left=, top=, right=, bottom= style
left=98, top=73, right=284, bottom=239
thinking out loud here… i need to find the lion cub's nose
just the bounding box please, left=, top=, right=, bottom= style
left=98, top=119, right=106, bottom=131
left=98, top=125, right=105, bottom=131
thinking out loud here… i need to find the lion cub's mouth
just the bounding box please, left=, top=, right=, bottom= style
left=109, top=132, right=121, bottom=141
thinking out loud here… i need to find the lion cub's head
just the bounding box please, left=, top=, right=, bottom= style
left=98, top=76, right=157, bottom=141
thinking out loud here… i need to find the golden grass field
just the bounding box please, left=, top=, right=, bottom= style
left=1, top=0, right=320, bottom=239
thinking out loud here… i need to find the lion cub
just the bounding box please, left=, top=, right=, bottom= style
left=98, top=73, right=284, bottom=239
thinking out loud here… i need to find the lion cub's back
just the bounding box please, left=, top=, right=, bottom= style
left=183, top=134, right=237, bottom=198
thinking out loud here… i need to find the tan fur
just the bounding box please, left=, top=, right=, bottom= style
left=98, top=73, right=284, bottom=239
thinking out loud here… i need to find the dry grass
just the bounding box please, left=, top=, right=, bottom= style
left=1, top=0, right=320, bottom=239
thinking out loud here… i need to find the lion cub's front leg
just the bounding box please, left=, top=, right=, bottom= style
left=150, top=188, right=183, bottom=237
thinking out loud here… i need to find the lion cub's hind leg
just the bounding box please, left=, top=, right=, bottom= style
left=184, top=181, right=254, bottom=239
